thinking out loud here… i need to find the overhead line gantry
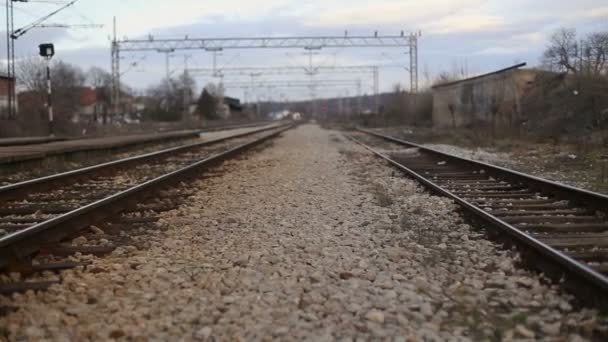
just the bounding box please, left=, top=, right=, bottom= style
left=111, top=27, right=420, bottom=116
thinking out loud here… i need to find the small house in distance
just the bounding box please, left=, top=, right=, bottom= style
left=432, top=63, right=538, bottom=129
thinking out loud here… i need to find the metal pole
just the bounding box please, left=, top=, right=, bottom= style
left=373, top=66, right=379, bottom=113
left=256, top=95, right=261, bottom=118
left=111, top=16, right=120, bottom=120
left=357, top=80, right=362, bottom=114
left=6, top=0, right=15, bottom=119
left=9, top=0, right=14, bottom=118
left=183, top=55, right=191, bottom=119
left=409, top=35, right=414, bottom=93
left=213, top=50, right=217, bottom=75
left=46, top=58, right=53, bottom=136
left=6, top=0, right=10, bottom=119
left=250, top=74, right=254, bottom=117
left=165, top=52, right=170, bottom=80
left=5, top=1, right=9, bottom=77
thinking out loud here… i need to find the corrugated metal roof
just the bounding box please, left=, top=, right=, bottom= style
left=432, top=62, right=527, bottom=89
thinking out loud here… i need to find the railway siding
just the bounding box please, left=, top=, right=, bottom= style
left=352, top=128, right=608, bottom=311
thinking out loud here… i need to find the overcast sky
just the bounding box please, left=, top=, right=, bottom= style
left=3, top=0, right=607, bottom=100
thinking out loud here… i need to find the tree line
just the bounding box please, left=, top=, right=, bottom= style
left=543, top=28, right=608, bottom=76
left=14, top=57, right=224, bottom=124
left=17, top=57, right=121, bottom=124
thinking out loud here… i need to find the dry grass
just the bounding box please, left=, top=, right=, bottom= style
left=371, top=183, right=393, bottom=207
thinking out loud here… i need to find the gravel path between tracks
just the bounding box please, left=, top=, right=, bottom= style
left=1, top=124, right=605, bottom=341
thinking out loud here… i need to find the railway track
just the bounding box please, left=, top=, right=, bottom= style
left=0, top=124, right=292, bottom=283
left=350, top=128, right=608, bottom=310
left=0, top=122, right=275, bottom=186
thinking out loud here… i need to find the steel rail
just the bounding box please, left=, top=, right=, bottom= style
left=0, top=123, right=285, bottom=201
left=351, top=128, right=608, bottom=309
left=357, top=128, right=608, bottom=211
left=0, top=125, right=293, bottom=267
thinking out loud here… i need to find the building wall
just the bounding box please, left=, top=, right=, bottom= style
left=432, top=69, right=537, bottom=129
left=0, top=78, right=14, bottom=97
left=0, top=78, right=15, bottom=112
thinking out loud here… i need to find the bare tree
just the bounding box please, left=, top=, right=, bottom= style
left=542, top=28, right=608, bottom=77
left=87, top=67, right=111, bottom=92
left=543, top=28, right=579, bottom=74
left=16, top=56, right=46, bottom=92
left=87, top=67, right=112, bottom=123
left=52, top=61, right=86, bottom=118
left=584, top=32, right=608, bottom=76
left=143, top=72, right=197, bottom=121
left=177, top=71, right=196, bottom=115
left=430, top=59, right=471, bottom=87
left=204, top=82, right=224, bottom=99
left=432, top=71, right=462, bottom=87
left=16, top=58, right=86, bottom=120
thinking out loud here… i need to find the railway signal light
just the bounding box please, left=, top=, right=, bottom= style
left=39, top=43, right=55, bottom=58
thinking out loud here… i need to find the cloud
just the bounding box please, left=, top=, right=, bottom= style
left=512, top=32, right=545, bottom=44
left=302, top=0, right=487, bottom=27
left=110, top=0, right=294, bottom=36
left=588, top=7, right=608, bottom=17
left=425, top=14, right=505, bottom=34
left=476, top=46, right=525, bottom=55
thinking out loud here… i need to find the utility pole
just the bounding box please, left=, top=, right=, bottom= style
left=373, top=66, right=379, bottom=113
left=45, top=59, right=52, bottom=135
left=5, top=0, right=17, bottom=119
left=183, top=54, right=192, bottom=119
left=357, top=80, right=362, bottom=114
left=111, top=16, right=120, bottom=120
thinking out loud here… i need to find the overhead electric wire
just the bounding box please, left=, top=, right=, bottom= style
left=11, top=0, right=79, bottom=39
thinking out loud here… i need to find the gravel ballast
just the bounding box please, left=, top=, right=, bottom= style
left=0, top=124, right=604, bottom=340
